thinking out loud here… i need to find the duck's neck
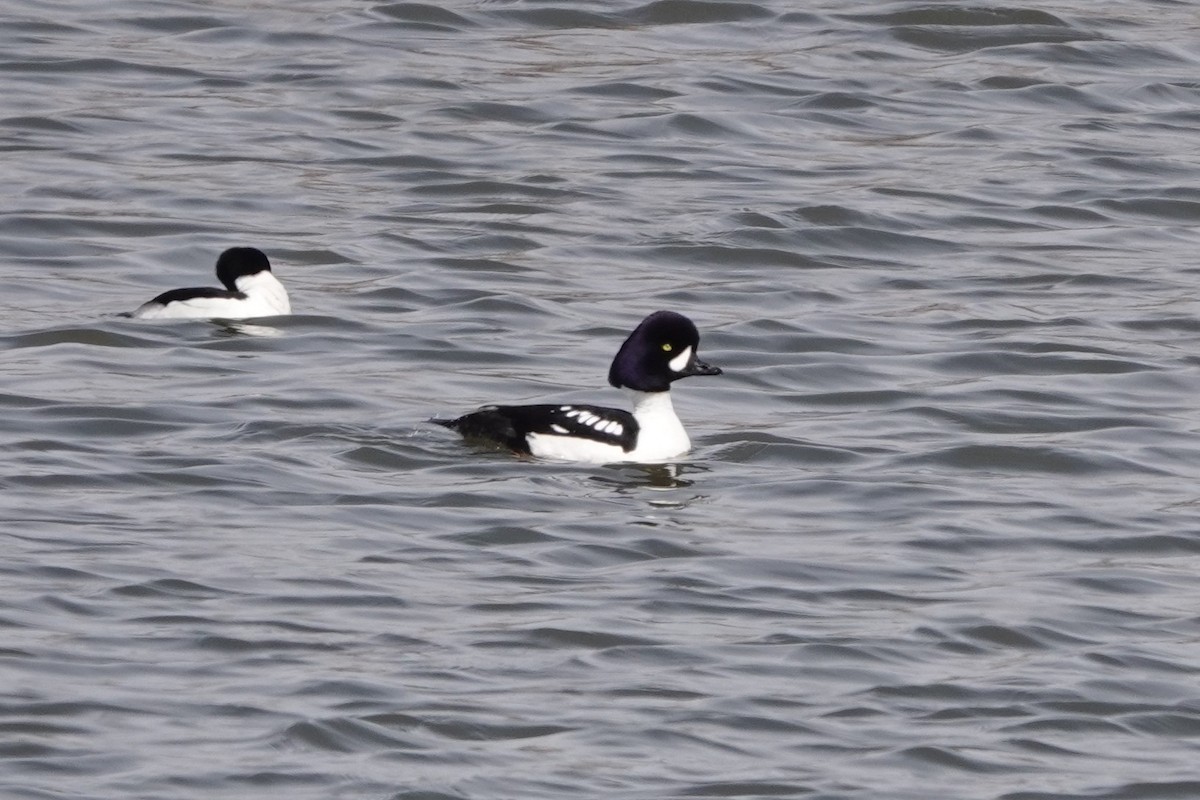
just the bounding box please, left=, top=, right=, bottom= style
left=626, top=389, right=690, bottom=460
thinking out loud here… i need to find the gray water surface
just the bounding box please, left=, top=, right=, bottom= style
left=3, top=2, right=1200, bottom=799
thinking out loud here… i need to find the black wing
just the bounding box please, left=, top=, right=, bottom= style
left=146, top=286, right=246, bottom=306
left=436, top=404, right=639, bottom=454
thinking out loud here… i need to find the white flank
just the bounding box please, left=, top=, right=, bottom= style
left=527, top=433, right=627, bottom=463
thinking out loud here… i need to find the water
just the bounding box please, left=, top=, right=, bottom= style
left=3, top=1, right=1200, bottom=798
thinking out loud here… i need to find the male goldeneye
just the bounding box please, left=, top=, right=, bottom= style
left=436, top=310, right=722, bottom=463
left=126, top=246, right=290, bottom=319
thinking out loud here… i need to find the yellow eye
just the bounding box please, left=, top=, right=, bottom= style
left=661, top=343, right=673, bottom=352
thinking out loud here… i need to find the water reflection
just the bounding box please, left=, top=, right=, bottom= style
left=215, top=320, right=285, bottom=338
left=591, top=461, right=708, bottom=491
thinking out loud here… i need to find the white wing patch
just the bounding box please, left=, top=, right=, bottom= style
left=545, top=407, right=628, bottom=439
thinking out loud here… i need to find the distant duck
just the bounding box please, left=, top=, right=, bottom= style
left=126, top=246, right=290, bottom=320
left=436, top=310, right=722, bottom=463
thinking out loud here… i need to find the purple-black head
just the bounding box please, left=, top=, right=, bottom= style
left=215, top=247, right=272, bottom=292
left=607, top=310, right=722, bottom=393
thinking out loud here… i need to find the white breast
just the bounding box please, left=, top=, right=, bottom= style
left=232, top=270, right=291, bottom=317
left=625, top=390, right=690, bottom=462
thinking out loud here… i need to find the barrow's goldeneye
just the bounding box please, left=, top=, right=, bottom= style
left=436, top=310, right=722, bottom=463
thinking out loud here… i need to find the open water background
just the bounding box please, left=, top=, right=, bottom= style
left=3, top=1, right=1200, bottom=798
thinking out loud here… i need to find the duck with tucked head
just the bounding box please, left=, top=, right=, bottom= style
left=436, top=310, right=722, bottom=463
left=126, top=246, right=290, bottom=320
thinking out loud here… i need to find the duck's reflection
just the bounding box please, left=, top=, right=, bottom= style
left=590, top=461, right=708, bottom=492
left=215, top=320, right=285, bottom=338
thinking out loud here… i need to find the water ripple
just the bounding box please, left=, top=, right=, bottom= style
left=4, top=1, right=1200, bottom=799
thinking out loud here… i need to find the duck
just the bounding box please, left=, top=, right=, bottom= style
left=436, top=310, right=722, bottom=463
left=126, top=246, right=290, bottom=319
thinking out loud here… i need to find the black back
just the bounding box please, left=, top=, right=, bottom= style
left=146, top=286, right=245, bottom=306
left=436, top=404, right=639, bottom=454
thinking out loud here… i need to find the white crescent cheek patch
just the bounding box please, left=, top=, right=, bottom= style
left=668, top=346, right=692, bottom=373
